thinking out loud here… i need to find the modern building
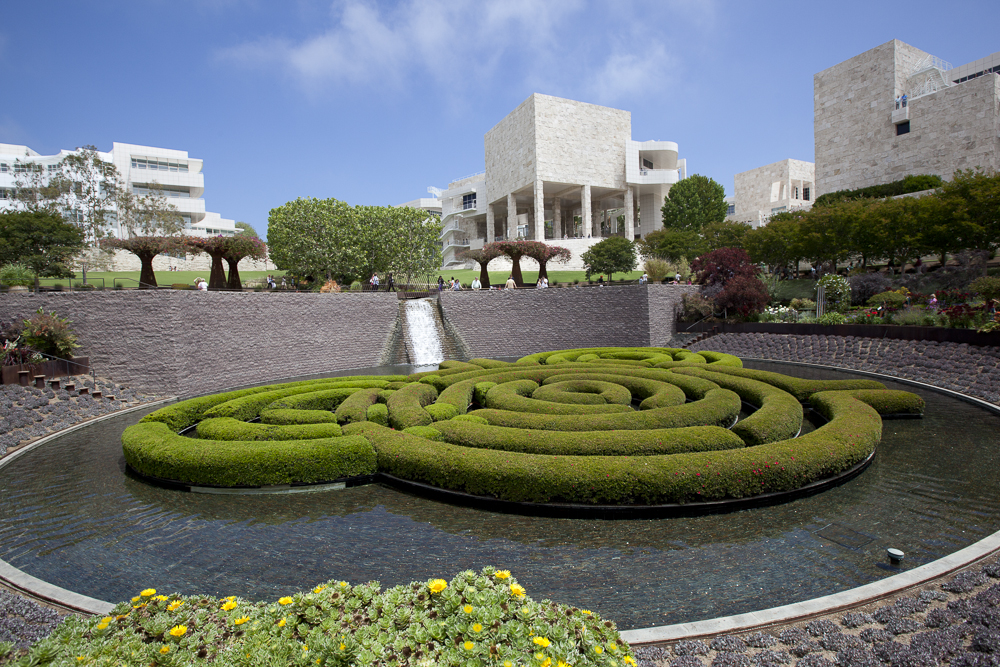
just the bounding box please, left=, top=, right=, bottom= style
left=726, top=159, right=815, bottom=227
left=420, top=94, right=686, bottom=269
left=0, top=142, right=237, bottom=238
left=814, top=40, right=1000, bottom=196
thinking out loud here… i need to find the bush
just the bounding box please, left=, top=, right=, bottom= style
left=789, top=298, right=816, bottom=311
left=867, top=291, right=908, bottom=309
left=25, top=568, right=634, bottom=667
left=970, top=276, right=1000, bottom=303
left=0, top=262, right=34, bottom=287
left=818, top=274, right=851, bottom=313
left=892, top=307, right=942, bottom=327
left=643, top=258, right=672, bottom=282
left=680, top=293, right=715, bottom=320
left=816, top=312, right=847, bottom=325
left=813, top=174, right=943, bottom=206
left=20, top=309, right=79, bottom=359
left=849, top=272, right=892, bottom=306
left=196, top=417, right=343, bottom=441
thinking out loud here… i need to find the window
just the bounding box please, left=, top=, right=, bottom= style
left=793, top=186, right=800, bottom=200
left=642, top=158, right=654, bottom=170
left=0, top=188, right=10, bottom=200
left=896, top=121, right=910, bottom=136
left=47, top=165, right=60, bottom=174
left=803, top=187, right=810, bottom=201
left=462, top=193, right=476, bottom=210
left=0, top=163, right=7, bottom=173
left=771, top=206, right=787, bottom=214
left=130, top=157, right=188, bottom=172
left=132, top=185, right=191, bottom=199
left=727, top=204, right=735, bottom=216
left=13, top=163, right=41, bottom=174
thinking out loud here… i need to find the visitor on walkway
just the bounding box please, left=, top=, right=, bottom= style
left=928, top=293, right=938, bottom=310
left=437, top=276, right=444, bottom=291
left=386, top=273, right=395, bottom=291
left=598, top=275, right=605, bottom=286
left=542, top=277, right=549, bottom=288
left=369, top=273, right=379, bottom=290
left=452, top=279, right=462, bottom=290
left=536, top=277, right=543, bottom=289
left=675, top=272, right=681, bottom=283
left=281, top=276, right=286, bottom=289
left=505, top=275, right=516, bottom=289
left=471, top=277, right=481, bottom=290
left=640, top=273, right=648, bottom=284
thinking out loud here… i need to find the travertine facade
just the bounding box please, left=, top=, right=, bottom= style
left=815, top=39, right=1000, bottom=196
left=728, top=159, right=815, bottom=227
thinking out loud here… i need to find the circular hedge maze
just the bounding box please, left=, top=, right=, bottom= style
left=124, top=347, right=924, bottom=511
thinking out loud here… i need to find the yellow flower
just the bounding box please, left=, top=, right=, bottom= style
left=536, top=652, right=544, bottom=660
left=131, top=597, right=140, bottom=603
left=167, top=601, right=183, bottom=612
left=595, top=646, right=604, bottom=654
left=428, top=579, right=448, bottom=594
left=472, top=623, right=483, bottom=633
left=313, top=585, right=326, bottom=594
left=77, top=658, right=84, bottom=662
left=463, top=604, right=474, bottom=614
left=623, top=657, right=636, bottom=666
left=154, top=595, right=169, bottom=601
left=558, top=661, right=571, bottom=667
left=225, top=596, right=236, bottom=601
left=581, top=610, right=592, bottom=615
left=495, top=570, right=511, bottom=580
left=303, top=645, right=308, bottom=651
left=339, top=643, right=346, bottom=651
left=608, top=643, right=618, bottom=652
left=541, top=658, right=552, bottom=667
left=115, top=614, right=128, bottom=621
left=234, top=617, right=249, bottom=625
left=533, top=637, right=551, bottom=648
left=168, top=625, right=187, bottom=637
left=339, top=581, right=348, bottom=588
left=510, top=583, right=526, bottom=599
left=96, top=622, right=109, bottom=631
left=504, top=661, right=513, bottom=667
left=463, top=641, right=474, bottom=651
left=278, top=618, right=286, bottom=627
left=222, top=601, right=238, bottom=611
left=140, top=589, right=156, bottom=597
left=278, top=597, right=293, bottom=606
left=159, top=647, right=170, bottom=655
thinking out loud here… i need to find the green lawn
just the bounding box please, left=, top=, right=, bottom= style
left=36, top=270, right=285, bottom=289
left=433, top=269, right=646, bottom=286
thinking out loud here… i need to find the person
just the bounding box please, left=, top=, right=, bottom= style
left=437, top=276, right=444, bottom=291
left=536, top=277, right=543, bottom=289
left=928, top=293, right=938, bottom=310
left=386, top=273, right=395, bottom=292
left=505, top=275, right=516, bottom=289
left=452, top=279, right=462, bottom=290
left=675, top=272, right=681, bottom=283
left=542, top=277, right=549, bottom=289
left=598, top=275, right=605, bottom=286
left=369, top=273, right=379, bottom=290
left=471, top=277, right=481, bottom=290
left=195, top=277, right=208, bottom=291
left=640, top=273, right=648, bottom=285
left=281, top=276, right=287, bottom=289
left=901, top=93, right=907, bottom=108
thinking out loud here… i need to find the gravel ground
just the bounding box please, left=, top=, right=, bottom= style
left=0, top=375, right=164, bottom=457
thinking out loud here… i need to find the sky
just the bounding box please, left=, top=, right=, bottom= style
left=2, top=0, right=998, bottom=238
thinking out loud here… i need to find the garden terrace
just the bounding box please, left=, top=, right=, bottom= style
left=124, top=347, right=923, bottom=513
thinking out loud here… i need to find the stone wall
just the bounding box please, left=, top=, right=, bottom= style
left=0, top=292, right=400, bottom=397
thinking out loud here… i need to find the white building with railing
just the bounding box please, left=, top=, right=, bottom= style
left=726, top=159, right=815, bottom=228
left=0, top=142, right=237, bottom=238
left=408, top=94, right=687, bottom=269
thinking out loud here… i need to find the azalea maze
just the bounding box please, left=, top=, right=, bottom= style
left=124, top=347, right=924, bottom=507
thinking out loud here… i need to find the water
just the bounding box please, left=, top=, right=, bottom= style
left=1, top=362, right=999, bottom=630
left=405, top=299, right=444, bottom=366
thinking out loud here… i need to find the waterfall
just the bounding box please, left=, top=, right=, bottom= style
left=405, top=299, right=444, bottom=366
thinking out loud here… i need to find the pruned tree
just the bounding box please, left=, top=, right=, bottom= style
left=524, top=243, right=571, bottom=280
left=100, top=236, right=185, bottom=289
left=458, top=246, right=502, bottom=288
left=483, top=240, right=543, bottom=287
left=579, top=236, right=637, bottom=281
left=221, top=236, right=268, bottom=291
left=186, top=236, right=228, bottom=290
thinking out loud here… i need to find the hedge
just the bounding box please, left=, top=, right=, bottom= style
left=531, top=379, right=632, bottom=406
left=335, top=387, right=383, bottom=424
left=195, top=417, right=343, bottom=441
left=123, top=422, right=376, bottom=487
left=387, top=382, right=439, bottom=430
left=260, top=409, right=341, bottom=425
left=700, top=366, right=885, bottom=401
left=483, top=379, right=633, bottom=415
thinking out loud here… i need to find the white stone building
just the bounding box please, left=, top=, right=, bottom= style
left=417, top=94, right=686, bottom=269
left=726, top=159, right=815, bottom=227
left=814, top=40, right=1000, bottom=196
left=0, top=142, right=237, bottom=238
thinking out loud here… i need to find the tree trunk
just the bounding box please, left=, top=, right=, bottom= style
left=139, top=253, right=157, bottom=289
left=538, top=260, right=548, bottom=281
left=208, top=251, right=227, bottom=290
left=511, top=254, right=524, bottom=287
left=478, top=261, right=491, bottom=289
left=224, top=256, right=243, bottom=291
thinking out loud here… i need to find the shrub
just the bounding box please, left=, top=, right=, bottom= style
left=818, top=274, right=851, bottom=313
left=715, top=274, right=770, bottom=318
left=334, top=387, right=382, bottom=424
left=643, top=258, right=672, bottom=282
left=813, top=174, right=943, bottom=206
left=365, top=402, right=389, bottom=426
left=170, top=283, right=193, bottom=290
left=20, top=309, right=79, bottom=359
left=867, top=291, right=908, bottom=309
left=0, top=262, right=34, bottom=287
left=680, top=293, right=715, bottom=320
left=970, top=276, right=1000, bottom=303
left=387, top=382, right=438, bottom=430
left=941, top=303, right=986, bottom=329
left=849, top=272, right=892, bottom=306
left=196, top=417, right=343, bottom=441
left=789, top=298, right=816, bottom=311
left=892, top=307, right=942, bottom=327
left=816, top=312, right=847, bottom=325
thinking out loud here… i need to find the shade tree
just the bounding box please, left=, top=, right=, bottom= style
left=579, top=236, right=638, bottom=281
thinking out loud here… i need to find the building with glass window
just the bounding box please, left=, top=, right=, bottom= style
left=413, top=94, right=686, bottom=269
left=814, top=40, right=1000, bottom=196
left=726, top=159, right=815, bottom=227
left=0, top=142, right=237, bottom=238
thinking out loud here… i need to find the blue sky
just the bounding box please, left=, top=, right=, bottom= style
left=2, top=1, right=998, bottom=237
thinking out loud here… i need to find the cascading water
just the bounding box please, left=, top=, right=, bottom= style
left=405, top=298, right=444, bottom=366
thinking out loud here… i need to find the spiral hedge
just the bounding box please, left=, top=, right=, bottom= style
left=125, top=347, right=924, bottom=506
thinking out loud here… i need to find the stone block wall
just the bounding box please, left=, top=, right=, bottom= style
left=0, top=292, right=399, bottom=397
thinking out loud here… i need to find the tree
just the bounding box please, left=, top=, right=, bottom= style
left=938, top=169, right=1000, bottom=273
left=690, top=247, right=769, bottom=318
left=483, top=240, right=539, bottom=287
left=523, top=243, right=571, bottom=280
left=116, top=183, right=185, bottom=238
left=0, top=211, right=85, bottom=287
left=458, top=246, right=502, bottom=288
left=744, top=213, right=805, bottom=273
left=186, top=236, right=229, bottom=290
left=100, top=236, right=185, bottom=289
left=580, top=236, right=637, bottom=281
left=221, top=236, right=268, bottom=290
left=637, top=228, right=703, bottom=263
left=45, top=146, right=122, bottom=245
left=702, top=220, right=752, bottom=254
left=234, top=222, right=259, bottom=239
left=660, top=174, right=727, bottom=233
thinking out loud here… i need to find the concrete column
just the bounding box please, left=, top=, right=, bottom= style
left=624, top=187, right=634, bottom=237
left=533, top=179, right=545, bottom=241
left=581, top=185, right=592, bottom=238
left=553, top=198, right=562, bottom=238
left=507, top=193, right=517, bottom=240
left=592, top=199, right=601, bottom=237
left=486, top=204, right=495, bottom=243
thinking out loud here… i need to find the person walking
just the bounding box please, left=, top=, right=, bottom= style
left=437, top=276, right=444, bottom=291
left=386, top=273, right=395, bottom=291
left=505, top=275, right=516, bottom=289
left=369, top=273, right=379, bottom=290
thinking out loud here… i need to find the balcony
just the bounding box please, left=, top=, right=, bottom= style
left=627, top=168, right=681, bottom=186
left=891, top=105, right=910, bottom=125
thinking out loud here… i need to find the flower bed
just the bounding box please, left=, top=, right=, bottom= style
left=0, top=568, right=635, bottom=667
left=124, top=348, right=923, bottom=504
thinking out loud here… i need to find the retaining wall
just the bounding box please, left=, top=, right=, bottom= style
left=0, top=292, right=400, bottom=397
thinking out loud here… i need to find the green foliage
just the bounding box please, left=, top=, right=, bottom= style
left=234, top=221, right=259, bottom=238
left=579, top=236, right=637, bottom=280
left=25, top=569, right=634, bottom=667
left=637, top=227, right=703, bottom=262
left=867, top=291, right=908, bottom=309
left=101, top=235, right=187, bottom=288
left=642, top=258, right=672, bottom=282
left=660, top=174, right=727, bottom=233
left=818, top=274, right=851, bottom=313
left=0, top=210, right=85, bottom=281
left=680, top=293, right=715, bottom=320
left=195, top=418, right=343, bottom=441
left=21, top=309, right=79, bottom=359
left=970, top=276, right=1000, bottom=302
left=0, top=262, right=35, bottom=287
left=386, top=382, right=438, bottom=430
left=267, top=197, right=442, bottom=284
left=789, top=298, right=815, bottom=310
left=813, top=174, right=944, bottom=206
left=816, top=312, right=847, bottom=325
left=892, top=307, right=943, bottom=327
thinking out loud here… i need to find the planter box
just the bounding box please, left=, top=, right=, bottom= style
left=679, top=321, right=1000, bottom=347
left=1, top=357, right=90, bottom=385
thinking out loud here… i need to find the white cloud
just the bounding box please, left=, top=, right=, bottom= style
left=588, top=44, right=677, bottom=104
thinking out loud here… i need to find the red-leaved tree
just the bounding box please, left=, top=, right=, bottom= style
left=691, top=247, right=769, bottom=318
left=222, top=236, right=268, bottom=291
left=100, top=236, right=185, bottom=289
left=524, top=243, right=571, bottom=280
left=458, top=246, right=502, bottom=288
left=484, top=240, right=550, bottom=287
